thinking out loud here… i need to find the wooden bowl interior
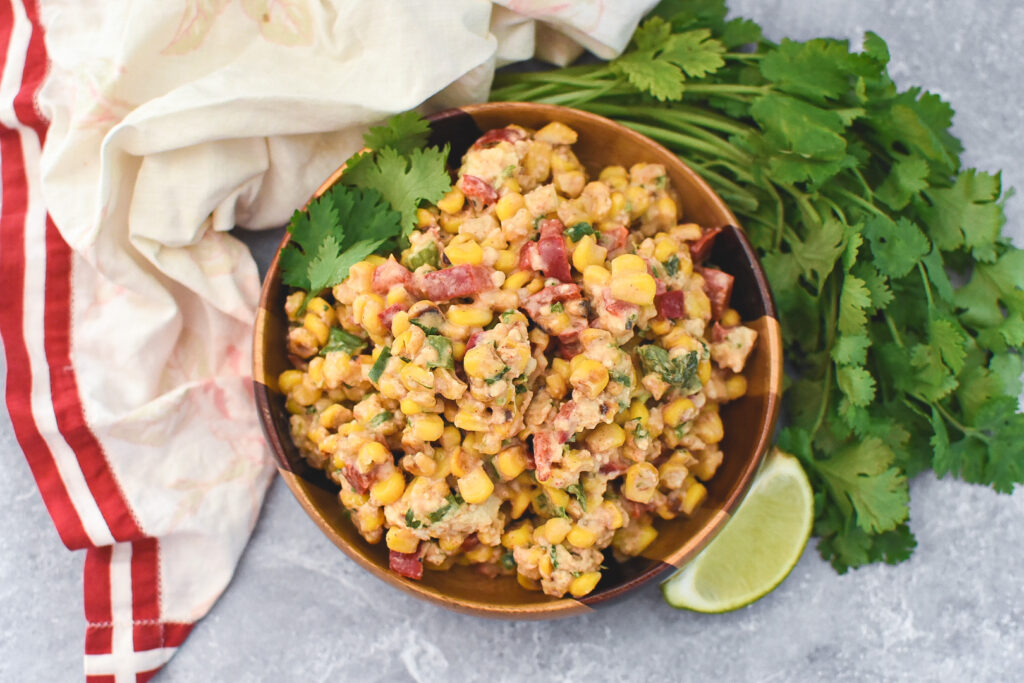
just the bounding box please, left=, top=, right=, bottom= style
left=253, top=102, right=781, bottom=616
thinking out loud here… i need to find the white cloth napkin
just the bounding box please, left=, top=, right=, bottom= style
left=0, top=0, right=655, bottom=678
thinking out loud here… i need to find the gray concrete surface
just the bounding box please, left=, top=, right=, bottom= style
left=2, top=1, right=1023, bottom=681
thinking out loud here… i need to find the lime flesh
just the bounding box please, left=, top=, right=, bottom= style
left=662, top=449, right=814, bottom=613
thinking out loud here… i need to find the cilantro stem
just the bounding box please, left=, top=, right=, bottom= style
left=831, top=186, right=888, bottom=218
left=764, top=181, right=787, bottom=251
left=918, top=263, right=935, bottom=310
left=933, top=401, right=990, bottom=443
left=811, top=277, right=839, bottom=438
left=884, top=313, right=906, bottom=348
left=617, top=120, right=750, bottom=164
left=583, top=102, right=752, bottom=137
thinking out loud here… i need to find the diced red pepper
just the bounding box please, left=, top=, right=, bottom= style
left=556, top=333, right=583, bottom=359
left=378, top=303, right=407, bottom=330
left=460, top=534, right=480, bottom=551
left=343, top=465, right=372, bottom=495
left=700, top=267, right=734, bottom=320
left=524, top=283, right=581, bottom=311
left=689, top=226, right=723, bottom=264
left=412, top=264, right=494, bottom=301
left=459, top=174, right=498, bottom=205
left=536, top=218, right=573, bottom=283
left=472, top=127, right=525, bottom=148
left=599, top=225, right=628, bottom=251
left=655, top=290, right=686, bottom=320
left=606, top=298, right=639, bottom=319
left=532, top=430, right=565, bottom=482
left=711, top=321, right=731, bottom=343
left=624, top=499, right=653, bottom=519
left=466, top=330, right=484, bottom=350
left=518, top=240, right=538, bottom=272
left=600, top=461, right=629, bottom=475
left=389, top=549, right=423, bottom=580
left=371, top=256, right=412, bottom=294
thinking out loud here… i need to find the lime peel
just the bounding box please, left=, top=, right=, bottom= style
left=662, top=449, right=813, bottom=613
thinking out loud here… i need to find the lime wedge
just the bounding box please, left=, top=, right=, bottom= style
left=662, top=448, right=813, bottom=613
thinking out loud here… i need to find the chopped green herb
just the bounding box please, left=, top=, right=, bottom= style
left=515, top=383, right=528, bottom=394
left=565, top=222, right=596, bottom=241
left=637, top=345, right=701, bottom=393
left=550, top=301, right=565, bottom=313
left=609, top=371, right=632, bottom=386
left=654, top=175, right=668, bottom=188
left=567, top=483, right=587, bottom=512
left=500, top=310, right=516, bottom=323
left=320, top=327, right=366, bottom=357
left=500, top=552, right=517, bottom=570
left=550, top=545, right=560, bottom=570
left=485, top=367, right=510, bottom=385
left=367, top=411, right=393, bottom=428
left=501, top=164, right=517, bottom=178
left=426, top=335, right=454, bottom=370
left=305, top=405, right=317, bottom=415
left=428, top=493, right=464, bottom=523
left=409, top=318, right=440, bottom=335
left=403, top=241, right=439, bottom=271
left=368, top=346, right=391, bottom=384
left=405, top=509, right=421, bottom=529
left=664, top=255, right=680, bottom=277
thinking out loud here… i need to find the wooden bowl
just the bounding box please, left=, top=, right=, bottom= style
left=253, top=102, right=783, bottom=618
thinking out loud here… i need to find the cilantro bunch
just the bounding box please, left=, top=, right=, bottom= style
left=492, top=0, right=1024, bottom=572
left=280, top=112, right=451, bottom=306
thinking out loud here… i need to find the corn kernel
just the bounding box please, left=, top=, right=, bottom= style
left=454, top=410, right=489, bottom=432
left=502, top=270, right=531, bottom=291
left=510, top=489, right=532, bottom=518
left=567, top=525, right=597, bottom=549
left=599, top=165, right=627, bottom=184
left=544, top=486, right=570, bottom=510
left=291, top=381, right=321, bottom=406
left=536, top=121, right=578, bottom=145
left=437, top=187, right=465, bottom=214
left=339, top=489, right=369, bottom=509
left=569, top=571, right=601, bottom=598
left=545, top=373, right=568, bottom=400
left=726, top=374, right=748, bottom=400
left=502, top=522, right=534, bottom=549
left=570, top=359, right=609, bottom=398
left=439, top=213, right=463, bottom=234
left=602, top=500, right=625, bottom=529
left=306, top=297, right=336, bottom=326
left=278, top=369, right=303, bottom=393
left=633, top=525, right=659, bottom=554
left=495, top=445, right=529, bottom=481
left=623, top=462, right=659, bottom=503
left=400, top=363, right=434, bottom=390
left=307, top=356, right=325, bottom=386
left=571, top=234, right=608, bottom=272
left=610, top=191, right=627, bottom=214
left=319, top=403, right=344, bottom=428
left=525, top=277, right=545, bottom=294
left=413, top=414, right=444, bottom=442
left=662, top=326, right=697, bottom=351
left=365, top=255, right=386, bottom=266
left=438, top=535, right=463, bottom=553
left=694, top=449, right=723, bottom=481
left=359, top=303, right=386, bottom=338
left=699, top=358, right=712, bottom=386
left=654, top=235, right=679, bottom=262
left=628, top=399, right=649, bottom=425
left=495, top=192, right=525, bottom=222
left=656, top=196, right=677, bottom=223
left=540, top=517, right=572, bottom=545
left=451, top=340, right=467, bottom=362
left=356, top=507, right=385, bottom=533
left=462, top=344, right=502, bottom=379
left=358, top=441, right=391, bottom=469
left=582, top=264, right=611, bottom=287
left=547, top=312, right=572, bottom=335
left=694, top=409, right=724, bottom=444
left=386, top=527, right=420, bottom=554
left=662, top=398, right=696, bottom=428
left=610, top=253, right=647, bottom=276
left=416, top=207, right=436, bottom=228
left=610, top=272, right=657, bottom=306
left=440, top=425, right=461, bottom=450
left=494, top=249, right=518, bottom=273
left=465, top=544, right=494, bottom=564
left=586, top=422, right=626, bottom=451
left=681, top=478, right=708, bottom=515
left=517, top=572, right=540, bottom=591
left=721, top=308, right=741, bottom=327
left=626, top=185, right=650, bottom=217
left=303, top=314, right=330, bottom=346
left=457, top=466, right=495, bottom=504
left=551, top=358, right=570, bottom=379
left=445, top=239, right=484, bottom=266
left=370, top=469, right=406, bottom=505
left=385, top=287, right=411, bottom=307
left=447, top=304, right=493, bottom=328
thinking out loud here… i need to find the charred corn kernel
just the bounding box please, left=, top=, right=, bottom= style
left=439, top=535, right=463, bottom=553
left=624, top=462, right=659, bottom=503
left=278, top=369, right=303, bottom=393
left=626, top=185, right=650, bottom=217
left=416, top=207, right=435, bottom=228
left=567, top=525, right=597, bottom=549
left=495, top=192, right=525, bottom=222
left=451, top=340, right=467, bottom=362
left=339, top=489, right=368, bottom=509
left=569, top=571, right=601, bottom=597
left=465, top=544, right=494, bottom=564
left=413, top=414, right=444, bottom=442
left=551, top=358, right=570, bottom=380
left=400, top=364, right=434, bottom=390
left=365, top=255, right=386, bottom=266
left=698, top=358, right=712, bottom=385
left=582, top=264, right=611, bottom=287
left=447, top=304, right=492, bottom=328
left=495, top=445, right=529, bottom=480
left=370, top=469, right=406, bottom=505
left=303, top=314, right=329, bottom=346
left=544, top=486, right=571, bottom=510
left=502, top=522, right=533, bottom=549
left=536, top=121, right=578, bottom=145
left=439, top=213, right=463, bottom=234
left=545, top=372, right=568, bottom=400
left=610, top=253, right=647, bottom=276
left=440, top=425, right=461, bottom=450
left=502, top=270, right=531, bottom=291
left=681, top=478, right=708, bottom=515
left=445, top=239, right=483, bottom=266
left=656, top=196, right=677, bottom=223
left=386, top=527, right=420, bottom=554
left=629, top=399, right=650, bottom=426
left=610, top=190, right=627, bottom=214
left=602, top=500, right=626, bottom=529
left=525, top=276, right=545, bottom=294
left=663, top=398, right=696, bottom=428
left=649, top=318, right=672, bottom=337
left=571, top=234, right=608, bottom=272
left=570, top=359, right=609, bottom=398
left=662, top=326, right=697, bottom=351
left=457, top=466, right=494, bottom=504
left=586, top=422, right=626, bottom=451
left=358, top=441, right=391, bottom=469
left=539, top=517, right=572, bottom=544
left=726, top=374, right=748, bottom=400
left=437, top=187, right=465, bottom=214
left=694, top=409, right=724, bottom=444
left=510, top=489, right=532, bottom=518
left=357, top=507, right=385, bottom=534
left=654, top=235, right=679, bottom=262
left=494, top=249, right=518, bottom=273
left=389, top=312, right=410, bottom=338
left=319, top=403, right=344, bottom=428
left=633, top=524, right=659, bottom=553
left=721, top=308, right=741, bottom=327
left=454, top=410, right=489, bottom=432
left=611, top=272, right=657, bottom=306
left=306, top=297, right=336, bottom=326
left=517, top=573, right=541, bottom=591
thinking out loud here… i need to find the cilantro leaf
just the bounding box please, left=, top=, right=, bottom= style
left=760, top=38, right=879, bottom=104
left=862, top=215, right=930, bottom=279
left=637, top=346, right=701, bottom=392
left=920, top=170, right=1004, bottom=259
left=320, top=328, right=366, bottom=357
left=837, top=366, right=876, bottom=407
left=875, top=155, right=930, bottom=210
left=838, top=274, right=872, bottom=335
left=362, top=111, right=431, bottom=155
left=613, top=21, right=725, bottom=102
left=812, top=437, right=909, bottom=533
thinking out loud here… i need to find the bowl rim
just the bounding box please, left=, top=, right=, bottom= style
left=253, top=101, right=782, bottom=617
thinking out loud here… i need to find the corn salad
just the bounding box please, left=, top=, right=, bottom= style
left=280, top=121, right=759, bottom=598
